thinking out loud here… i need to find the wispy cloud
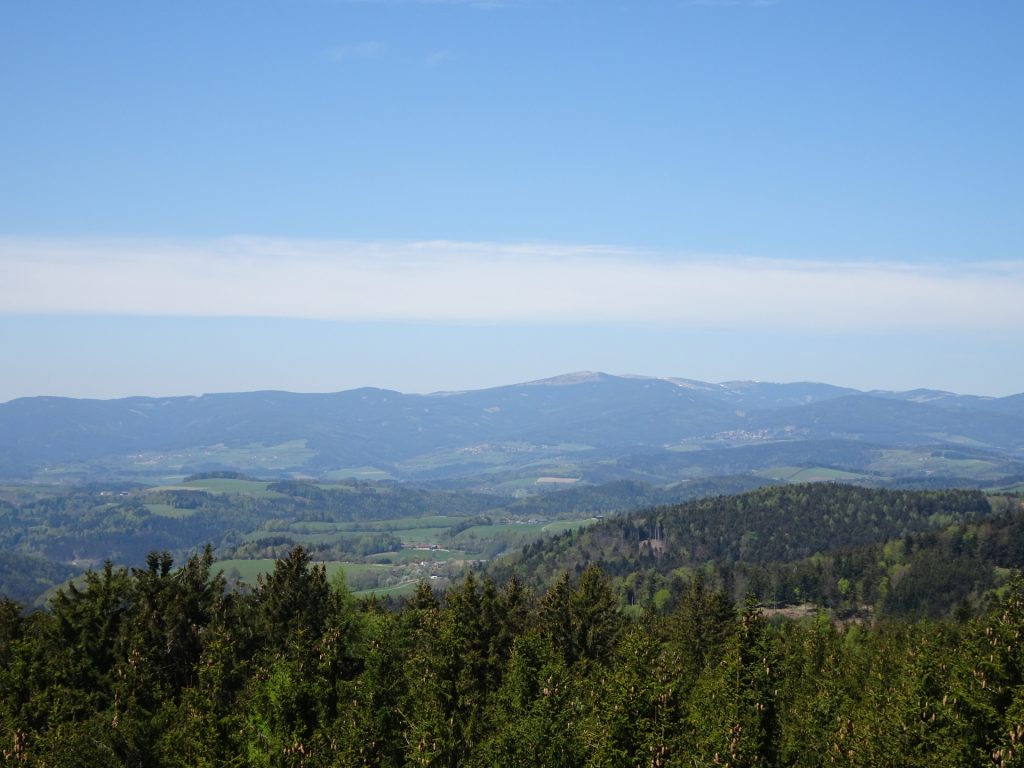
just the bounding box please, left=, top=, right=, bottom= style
left=1, top=237, right=1021, bottom=332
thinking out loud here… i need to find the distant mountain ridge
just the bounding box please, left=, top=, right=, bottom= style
left=1, top=372, right=1023, bottom=483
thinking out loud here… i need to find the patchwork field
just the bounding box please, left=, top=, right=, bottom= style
left=145, top=503, right=195, bottom=518
left=753, top=466, right=870, bottom=483
left=153, top=477, right=288, bottom=498
left=213, top=558, right=430, bottom=594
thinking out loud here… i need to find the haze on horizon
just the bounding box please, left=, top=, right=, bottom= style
left=2, top=0, right=1021, bottom=402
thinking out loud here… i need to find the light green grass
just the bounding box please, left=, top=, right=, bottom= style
left=322, top=467, right=396, bottom=481
left=753, top=466, right=867, bottom=483
left=393, top=527, right=450, bottom=544
left=181, top=478, right=286, bottom=497
left=542, top=518, right=599, bottom=534
left=486, top=478, right=552, bottom=493
left=265, top=516, right=471, bottom=537
left=145, top=503, right=194, bottom=519
left=354, top=581, right=421, bottom=598
left=286, top=521, right=346, bottom=533
left=786, top=467, right=867, bottom=482
left=241, top=518, right=479, bottom=546
left=869, top=449, right=1004, bottom=479
left=259, top=531, right=365, bottom=545
left=213, top=559, right=278, bottom=581
left=450, top=519, right=599, bottom=547
left=395, top=442, right=594, bottom=475
left=367, top=549, right=464, bottom=563
left=454, top=523, right=544, bottom=537
left=149, top=478, right=286, bottom=498
left=341, top=515, right=470, bottom=532
left=121, top=440, right=316, bottom=476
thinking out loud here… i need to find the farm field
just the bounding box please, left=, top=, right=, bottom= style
left=392, top=526, right=450, bottom=545
left=542, top=518, right=599, bottom=534
left=209, top=484, right=606, bottom=591
left=22, top=460, right=1000, bottom=607
left=145, top=503, right=194, bottom=518
left=277, top=516, right=469, bottom=535
left=367, top=549, right=464, bottom=564
left=352, top=580, right=421, bottom=598
left=152, top=477, right=288, bottom=498
left=868, top=449, right=1010, bottom=480
left=101, top=440, right=320, bottom=479
left=321, top=467, right=396, bottom=481
left=753, top=466, right=869, bottom=483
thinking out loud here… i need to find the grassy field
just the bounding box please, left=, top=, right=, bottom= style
left=353, top=581, right=421, bottom=598
left=149, top=478, right=288, bottom=498
left=264, top=516, right=470, bottom=537
left=393, top=442, right=595, bottom=476
left=367, top=548, right=464, bottom=564
left=284, top=521, right=346, bottom=533
left=332, top=516, right=470, bottom=532
left=786, top=467, right=868, bottom=482
left=447, top=517, right=600, bottom=550
left=247, top=530, right=366, bottom=545
left=393, top=527, right=450, bottom=544
left=182, top=478, right=287, bottom=497
left=454, top=522, right=545, bottom=538
left=239, top=514, right=595, bottom=554
left=145, top=503, right=194, bottom=518
left=869, top=449, right=1006, bottom=479
left=542, top=518, right=599, bottom=534
left=753, top=466, right=869, bottom=483
left=117, top=440, right=318, bottom=478
left=236, top=517, right=593, bottom=559
left=321, top=467, right=396, bottom=481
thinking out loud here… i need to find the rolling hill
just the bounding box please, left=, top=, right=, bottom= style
left=2, top=372, right=1022, bottom=486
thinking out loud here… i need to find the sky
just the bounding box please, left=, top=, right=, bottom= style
left=1, top=0, right=1022, bottom=400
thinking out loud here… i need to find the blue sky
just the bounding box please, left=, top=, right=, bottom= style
left=1, top=0, right=1022, bottom=400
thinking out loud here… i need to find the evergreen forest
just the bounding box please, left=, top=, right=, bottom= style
left=4, top=482, right=1024, bottom=765
left=4, top=543, right=1024, bottom=766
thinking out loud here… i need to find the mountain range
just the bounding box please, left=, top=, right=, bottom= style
left=2, top=372, right=1023, bottom=487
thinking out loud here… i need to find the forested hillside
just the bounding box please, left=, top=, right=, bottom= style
left=5, top=479, right=1024, bottom=764
left=4, top=547, right=1024, bottom=766
left=0, top=476, right=771, bottom=604
left=5, top=479, right=1023, bottom=613
left=3, top=374, right=1023, bottom=487
left=498, top=484, right=1024, bottom=618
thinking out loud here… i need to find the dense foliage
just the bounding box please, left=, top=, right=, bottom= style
left=0, top=482, right=508, bottom=600
left=511, top=485, right=993, bottom=574
left=498, top=485, right=1018, bottom=615
left=0, top=478, right=786, bottom=603
left=0, top=552, right=78, bottom=605
left=4, top=548, right=1024, bottom=766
